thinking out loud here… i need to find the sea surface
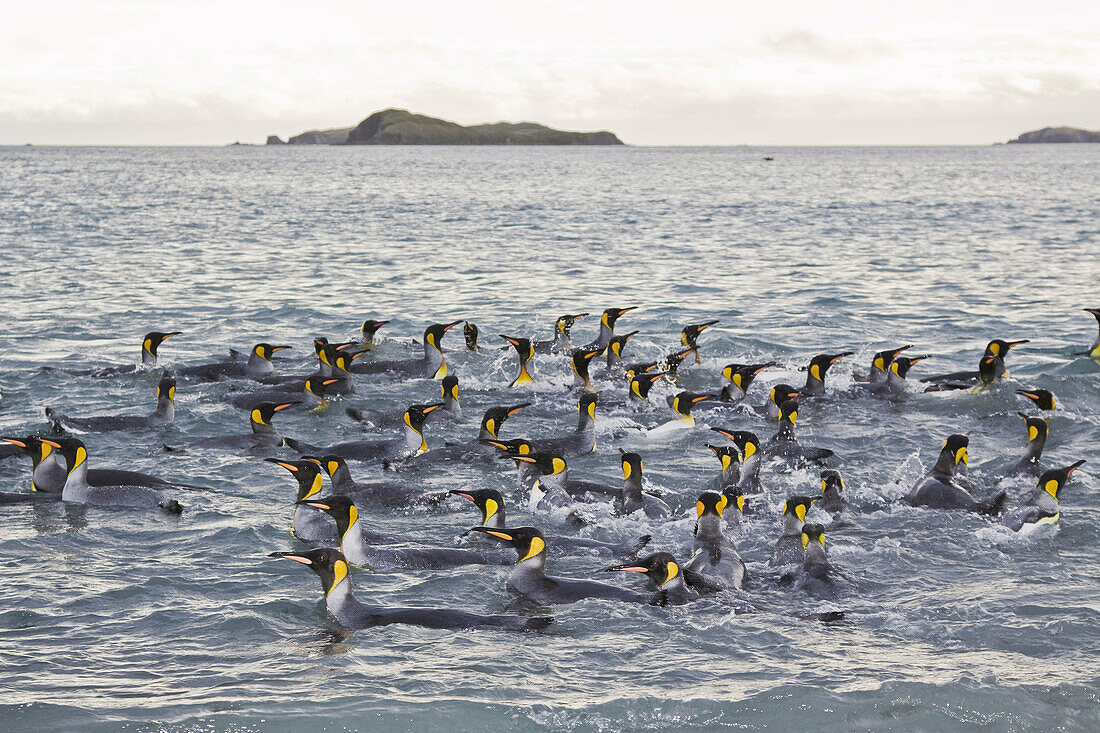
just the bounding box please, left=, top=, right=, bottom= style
left=0, top=145, right=1098, bottom=731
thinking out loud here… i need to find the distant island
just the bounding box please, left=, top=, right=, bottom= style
left=1007, top=126, right=1100, bottom=144
left=266, top=108, right=623, bottom=146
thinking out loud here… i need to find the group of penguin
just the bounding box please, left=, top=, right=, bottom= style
left=1, top=307, right=1097, bottom=633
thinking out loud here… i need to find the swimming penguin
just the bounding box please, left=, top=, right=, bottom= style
left=346, top=375, right=461, bottom=429
left=582, top=307, right=637, bottom=355
left=663, top=347, right=696, bottom=382
left=765, top=399, right=834, bottom=464
left=764, top=384, right=801, bottom=420
left=616, top=452, right=673, bottom=519
left=44, top=437, right=183, bottom=513
left=533, top=313, right=587, bottom=354
left=501, top=335, right=535, bottom=386
left=1016, top=389, right=1056, bottom=411
left=793, top=523, right=849, bottom=598
left=624, top=361, right=660, bottom=380
left=166, top=401, right=297, bottom=452
left=818, top=469, right=851, bottom=515
left=527, top=394, right=598, bottom=457
left=468, top=526, right=650, bottom=605
left=350, top=321, right=462, bottom=379
left=709, top=428, right=765, bottom=493
left=58, top=331, right=182, bottom=377
left=512, top=452, right=610, bottom=511
left=299, top=495, right=511, bottom=569
left=304, top=454, right=444, bottom=509
left=176, top=343, right=292, bottom=381
left=718, top=362, right=777, bottom=403
left=463, top=322, right=480, bottom=351
left=1001, top=460, right=1086, bottom=533
left=570, top=347, right=601, bottom=390
left=360, top=319, right=389, bottom=347
left=685, top=491, right=747, bottom=592
left=801, top=352, right=853, bottom=396
left=628, top=371, right=667, bottom=402
left=604, top=331, right=638, bottom=370
left=420, top=403, right=531, bottom=461
left=269, top=548, right=551, bottom=632
left=318, top=349, right=368, bottom=395
left=45, top=372, right=177, bottom=432
left=660, top=390, right=713, bottom=427
left=921, top=339, right=1029, bottom=388
left=605, top=552, right=700, bottom=606
left=1010, top=413, right=1048, bottom=477
left=448, top=488, right=652, bottom=558
left=265, top=458, right=338, bottom=542
left=0, top=436, right=65, bottom=503
left=1083, top=308, right=1100, bottom=358
left=228, top=376, right=339, bottom=411
left=771, top=496, right=817, bottom=566
left=902, top=435, right=1006, bottom=515
left=870, top=354, right=929, bottom=399
left=861, top=345, right=912, bottom=388
left=283, top=403, right=441, bottom=463
left=681, top=320, right=719, bottom=364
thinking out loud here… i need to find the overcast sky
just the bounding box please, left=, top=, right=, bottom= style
left=2, top=0, right=1098, bottom=145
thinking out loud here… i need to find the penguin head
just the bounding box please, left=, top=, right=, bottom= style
left=423, top=321, right=463, bottom=352
left=556, top=313, right=588, bottom=335
left=605, top=552, right=681, bottom=589
left=808, top=352, right=852, bottom=382
left=481, top=403, right=530, bottom=438
left=777, top=399, right=799, bottom=425
left=579, top=393, right=598, bottom=422
left=820, top=469, right=845, bottom=496
left=1016, top=412, right=1048, bottom=444
left=1038, top=460, right=1085, bottom=499
left=469, top=526, right=546, bottom=564
left=156, top=373, right=176, bottom=402
left=404, top=403, right=443, bottom=433
left=941, top=434, right=969, bottom=466
left=500, top=335, right=534, bottom=362
left=482, top=438, right=533, bottom=457
left=696, top=490, right=729, bottom=518
left=601, top=307, right=636, bottom=329
left=514, top=452, right=567, bottom=477
left=298, top=494, right=358, bottom=528
left=1016, top=389, right=1056, bottom=411
left=250, top=401, right=298, bottom=427
left=629, top=371, right=665, bottom=400
left=1085, top=308, right=1100, bottom=324
left=681, top=320, right=719, bottom=347
left=252, top=343, right=292, bottom=362
left=781, top=496, right=817, bottom=522
left=330, top=348, right=366, bottom=374
left=624, top=361, right=659, bottom=380
left=710, top=428, right=761, bottom=461
left=571, top=347, right=600, bottom=386
left=313, top=337, right=329, bottom=356
left=1, top=435, right=56, bottom=467
left=361, top=319, right=389, bottom=342
left=722, top=484, right=746, bottom=514
left=768, top=384, right=801, bottom=408
left=441, top=375, right=460, bottom=402
left=449, top=488, right=505, bottom=524
left=985, top=339, right=1029, bottom=358
left=463, top=322, right=480, bottom=351
left=889, top=355, right=928, bottom=379
left=142, top=331, right=181, bottom=358
left=304, top=376, right=340, bottom=397
left=978, top=355, right=998, bottom=385
left=707, top=444, right=741, bottom=472
left=264, top=457, right=324, bottom=500
left=40, top=437, right=87, bottom=474
left=269, top=547, right=349, bottom=596
left=722, top=362, right=775, bottom=391
left=671, top=391, right=711, bottom=419
left=871, top=345, right=912, bottom=373
left=801, top=523, right=826, bottom=549
left=608, top=331, right=638, bottom=358
left=620, top=451, right=643, bottom=482
left=304, top=455, right=350, bottom=482
left=664, top=347, right=695, bottom=373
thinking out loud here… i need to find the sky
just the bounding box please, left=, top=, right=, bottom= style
left=1, top=0, right=1098, bottom=145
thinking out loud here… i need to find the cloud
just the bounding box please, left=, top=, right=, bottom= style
left=760, top=30, right=898, bottom=63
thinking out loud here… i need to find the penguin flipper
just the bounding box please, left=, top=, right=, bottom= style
left=977, top=491, right=1007, bottom=516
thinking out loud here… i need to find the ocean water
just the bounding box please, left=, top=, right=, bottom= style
left=0, top=145, right=1098, bottom=731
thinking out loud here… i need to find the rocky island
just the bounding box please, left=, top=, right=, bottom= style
left=267, top=108, right=622, bottom=145
left=1007, top=126, right=1100, bottom=144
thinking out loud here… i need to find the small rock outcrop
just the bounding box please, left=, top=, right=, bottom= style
left=265, top=135, right=287, bottom=145
left=1007, top=126, right=1100, bottom=144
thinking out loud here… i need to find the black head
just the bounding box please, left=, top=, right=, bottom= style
left=40, top=436, right=87, bottom=472
left=330, top=348, right=366, bottom=374
left=361, top=319, right=389, bottom=340
left=664, top=347, right=695, bottom=372
left=481, top=437, right=534, bottom=457
left=571, top=347, right=600, bottom=383
left=985, top=339, right=1029, bottom=358
left=871, top=345, right=912, bottom=372
left=251, top=401, right=298, bottom=426
left=463, top=322, right=480, bottom=351
left=1, top=435, right=56, bottom=466
left=500, top=335, right=534, bottom=360
left=1085, top=308, right=1100, bottom=324
left=620, top=452, right=643, bottom=482
left=801, top=523, right=826, bottom=549
left=441, top=375, right=460, bottom=401
left=629, top=371, right=665, bottom=399
left=268, top=547, right=349, bottom=595
left=1017, top=412, right=1048, bottom=444
left=978, top=355, right=998, bottom=384
left=304, top=376, right=340, bottom=396
left=1037, top=460, right=1086, bottom=499
left=820, top=469, right=844, bottom=495
left=156, top=373, right=176, bottom=401
left=304, top=454, right=349, bottom=480
left=890, top=355, right=928, bottom=379
left=769, top=384, right=801, bottom=407
left=1016, top=389, right=1056, bottom=411
left=782, top=496, right=817, bottom=521
left=298, top=494, right=356, bottom=524
left=624, top=361, right=659, bottom=379
left=681, top=320, right=719, bottom=347
left=601, top=307, right=636, bottom=329
left=707, top=444, right=740, bottom=471
left=722, top=362, right=776, bottom=391
left=557, top=313, right=588, bottom=335
left=778, top=398, right=799, bottom=424
left=722, top=484, right=746, bottom=513
left=143, top=331, right=181, bottom=357
left=710, top=428, right=761, bottom=461
left=696, top=490, right=729, bottom=518
left=252, top=343, right=292, bottom=361
left=940, top=434, right=970, bottom=466
left=481, top=403, right=530, bottom=438
left=468, top=526, right=545, bottom=563
left=808, top=352, right=852, bottom=382
left=608, top=331, right=638, bottom=358
left=671, top=390, right=711, bottom=417
left=514, top=451, right=567, bottom=476
left=449, top=488, right=505, bottom=523
left=578, top=393, right=598, bottom=420
left=605, top=552, right=681, bottom=587
left=264, top=457, right=324, bottom=500
left=404, top=403, right=443, bottom=430
left=423, top=321, right=463, bottom=351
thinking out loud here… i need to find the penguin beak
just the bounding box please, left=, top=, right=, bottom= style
left=513, top=455, right=537, bottom=464
left=448, top=490, right=475, bottom=502
left=268, top=552, right=313, bottom=565
left=1006, top=340, right=1029, bottom=349
left=264, top=458, right=299, bottom=472
left=272, top=345, right=292, bottom=353
left=604, top=564, right=648, bottom=573
left=162, top=332, right=182, bottom=340
left=468, top=527, right=513, bottom=542
left=442, top=321, right=463, bottom=331
left=41, top=439, right=62, bottom=449
left=296, top=500, right=330, bottom=510
left=322, top=378, right=340, bottom=387
left=1065, top=460, right=1086, bottom=476
left=507, top=403, right=530, bottom=416
left=830, top=352, right=853, bottom=364
left=1, top=437, right=27, bottom=448
left=907, top=355, right=929, bottom=364
left=274, top=402, right=299, bottom=412
left=710, top=427, right=736, bottom=440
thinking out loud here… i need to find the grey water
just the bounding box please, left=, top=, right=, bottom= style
left=0, top=145, right=1098, bottom=731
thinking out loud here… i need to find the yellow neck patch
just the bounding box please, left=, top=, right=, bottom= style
left=810, top=364, right=821, bottom=381
left=663, top=561, right=679, bottom=587
left=483, top=498, right=498, bottom=523
left=328, top=559, right=348, bottom=595
left=521, top=536, right=546, bottom=562
left=743, top=442, right=757, bottom=459
left=251, top=409, right=266, bottom=425
left=1044, top=480, right=1059, bottom=498
left=485, top=418, right=497, bottom=437
left=305, top=474, right=323, bottom=499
